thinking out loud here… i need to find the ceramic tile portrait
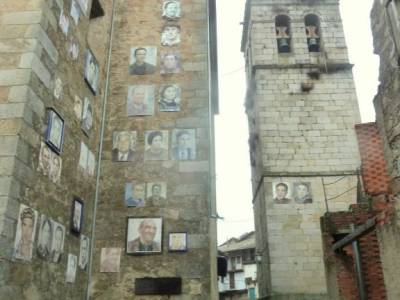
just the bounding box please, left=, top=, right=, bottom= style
left=129, top=46, right=157, bottom=75
left=127, top=85, right=155, bottom=116
left=161, top=25, right=181, bottom=46
left=159, top=84, right=181, bottom=112
left=100, top=248, right=121, bottom=273
left=84, top=49, right=100, bottom=94
left=272, top=182, right=292, bottom=204
left=124, top=182, right=145, bottom=207
left=146, top=182, right=167, bottom=206
left=53, top=77, right=63, bottom=100
left=112, top=131, right=137, bottom=162
left=37, top=215, right=53, bottom=260
left=126, top=218, right=162, bottom=254
left=51, top=221, right=65, bottom=263
left=293, top=182, right=313, bottom=204
left=160, top=51, right=182, bottom=74
left=162, top=0, right=181, bottom=20
left=79, top=235, right=90, bottom=270
left=171, top=129, right=196, bottom=160
left=45, top=109, right=64, bottom=154
left=144, top=130, right=169, bottom=161
left=66, top=254, right=78, bottom=283
left=81, top=97, right=93, bottom=136
left=13, top=204, right=38, bottom=262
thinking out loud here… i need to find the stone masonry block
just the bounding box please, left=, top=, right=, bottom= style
left=1, top=11, right=42, bottom=25
left=19, top=52, right=51, bottom=88
left=0, top=103, right=25, bottom=119
left=8, top=85, right=44, bottom=118
left=0, top=136, right=19, bottom=156
left=0, top=38, right=38, bottom=53
left=0, top=69, right=31, bottom=86
left=25, top=24, right=58, bottom=64
left=179, top=161, right=209, bottom=173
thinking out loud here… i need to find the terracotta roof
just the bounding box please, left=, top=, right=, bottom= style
left=355, top=123, right=390, bottom=195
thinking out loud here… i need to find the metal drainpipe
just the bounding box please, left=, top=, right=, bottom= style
left=350, top=224, right=366, bottom=300
left=85, top=0, right=117, bottom=298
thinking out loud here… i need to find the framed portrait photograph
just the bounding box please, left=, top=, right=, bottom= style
left=59, top=10, right=69, bottom=37
left=49, top=153, right=62, bottom=184
left=66, top=254, right=78, bottom=283
left=161, top=25, right=181, bottom=46
left=73, top=95, right=83, bottom=120
left=272, top=181, right=292, bottom=204
left=168, top=232, right=187, bottom=252
left=87, top=151, right=95, bottom=176
left=51, top=221, right=65, bottom=263
left=100, top=248, right=121, bottom=273
left=293, top=182, right=313, bottom=204
left=71, top=197, right=84, bottom=234
left=129, top=46, right=157, bottom=75
left=146, top=182, right=167, bottom=206
left=126, top=217, right=162, bottom=255
left=45, top=108, right=65, bottom=155
left=70, top=0, right=81, bottom=25
left=162, top=0, right=181, bottom=20
left=171, top=129, right=196, bottom=160
left=37, top=215, right=53, bottom=260
left=160, top=51, right=182, bottom=74
left=112, top=131, right=137, bottom=162
left=13, top=204, right=38, bottom=262
left=81, top=97, right=93, bottom=136
left=38, top=142, right=52, bottom=176
left=144, top=130, right=169, bottom=161
left=84, top=49, right=100, bottom=95
left=79, top=234, right=90, bottom=270
left=124, top=182, right=145, bottom=207
left=126, top=85, right=155, bottom=116
left=159, top=84, right=181, bottom=112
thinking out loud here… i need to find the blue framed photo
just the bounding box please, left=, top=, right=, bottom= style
left=45, top=108, right=65, bottom=155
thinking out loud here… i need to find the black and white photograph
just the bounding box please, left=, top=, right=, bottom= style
left=81, top=97, right=93, bottom=136
left=126, top=85, right=155, bottom=116
left=71, top=197, right=84, bottom=234
left=129, top=46, right=157, bottom=75
left=162, top=0, right=181, bottom=19
left=67, top=37, right=79, bottom=61
left=79, top=235, right=90, bottom=270
left=160, top=51, right=182, bottom=74
left=168, top=232, right=187, bottom=252
left=84, top=49, right=100, bottom=94
left=171, top=129, right=196, bottom=160
left=112, top=131, right=137, bottom=162
left=70, top=0, right=81, bottom=25
left=13, top=204, right=38, bottom=261
left=66, top=254, right=78, bottom=283
left=37, top=215, right=53, bottom=259
left=49, top=154, right=62, bottom=184
left=51, top=221, right=65, bottom=263
left=45, top=108, right=65, bottom=154
left=124, top=182, right=145, bottom=207
left=272, top=182, right=292, bottom=204
left=146, top=182, right=167, bottom=206
left=126, top=217, right=162, bottom=254
left=59, top=10, right=69, bottom=37
left=38, top=142, right=62, bottom=183
left=73, top=95, right=83, bottom=120
left=159, top=84, right=181, bottom=112
left=144, top=130, right=169, bottom=161
left=53, top=77, right=63, bottom=100
left=293, top=182, right=313, bottom=204
left=161, top=25, right=181, bottom=46
left=100, top=248, right=121, bottom=273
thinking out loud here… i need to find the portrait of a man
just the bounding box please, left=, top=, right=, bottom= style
left=38, top=142, right=52, bottom=176
left=112, top=131, right=136, bottom=162
left=146, top=182, right=167, bottom=206
left=66, top=254, right=78, bottom=283
left=37, top=215, right=53, bottom=259
left=127, top=218, right=162, bottom=254
left=159, top=84, right=181, bottom=112
left=161, top=25, right=181, bottom=46
left=70, top=0, right=80, bottom=25
left=81, top=97, right=93, bottom=136
left=144, top=130, right=169, bottom=161
left=13, top=204, right=38, bottom=261
left=172, top=129, right=196, bottom=160
left=71, top=197, right=83, bottom=233
left=129, top=47, right=157, bottom=75
left=84, top=49, right=99, bottom=94
left=59, top=10, right=69, bottom=37
left=126, top=85, right=155, bottom=116
left=51, top=222, right=65, bottom=263
left=46, top=109, right=64, bottom=154
left=73, top=95, right=83, bottom=119
left=294, top=182, right=313, bottom=204
left=100, top=248, right=121, bottom=273
left=168, top=232, right=187, bottom=252
left=273, top=182, right=292, bottom=204
left=160, top=51, right=182, bottom=74
left=79, top=235, right=90, bottom=270
left=53, top=77, right=63, bottom=100
left=162, top=0, right=181, bottom=19
left=49, top=154, right=62, bottom=184
left=124, top=182, right=145, bottom=207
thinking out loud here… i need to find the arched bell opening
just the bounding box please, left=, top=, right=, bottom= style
left=275, top=15, right=291, bottom=53
left=305, top=14, right=321, bottom=52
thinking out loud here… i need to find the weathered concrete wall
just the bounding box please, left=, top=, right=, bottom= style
left=90, top=0, right=217, bottom=299
left=242, top=0, right=361, bottom=298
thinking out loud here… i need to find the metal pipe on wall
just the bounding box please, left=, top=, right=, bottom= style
left=350, top=224, right=367, bottom=300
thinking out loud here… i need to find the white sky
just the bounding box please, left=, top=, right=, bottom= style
left=215, top=0, right=379, bottom=244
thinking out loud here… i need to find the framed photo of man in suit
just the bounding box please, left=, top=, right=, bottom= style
left=112, top=131, right=137, bottom=162
left=71, top=197, right=84, bottom=234
left=129, top=46, right=157, bottom=75
left=126, top=217, right=162, bottom=255
left=126, top=85, right=155, bottom=116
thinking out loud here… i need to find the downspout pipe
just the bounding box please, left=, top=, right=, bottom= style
left=85, top=0, right=117, bottom=298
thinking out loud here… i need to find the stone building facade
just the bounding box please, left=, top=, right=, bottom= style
left=241, top=0, right=362, bottom=298
left=0, top=0, right=218, bottom=299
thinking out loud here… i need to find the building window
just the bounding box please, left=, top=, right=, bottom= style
left=304, top=14, right=321, bottom=52
left=275, top=15, right=291, bottom=53
left=386, top=0, right=400, bottom=62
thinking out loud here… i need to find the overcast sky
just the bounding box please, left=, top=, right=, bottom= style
left=215, top=0, right=379, bottom=244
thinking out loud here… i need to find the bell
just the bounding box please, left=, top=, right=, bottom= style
left=308, top=38, right=319, bottom=52
left=278, top=38, right=290, bottom=53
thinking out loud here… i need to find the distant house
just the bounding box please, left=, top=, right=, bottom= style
left=218, top=232, right=257, bottom=300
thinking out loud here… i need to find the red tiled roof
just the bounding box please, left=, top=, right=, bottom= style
left=355, top=123, right=390, bottom=195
